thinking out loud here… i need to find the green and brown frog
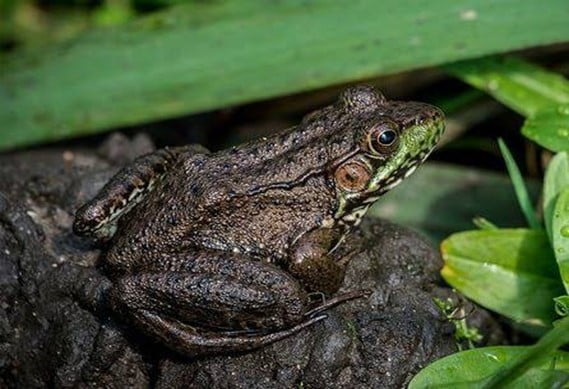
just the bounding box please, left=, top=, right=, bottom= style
left=73, top=85, right=445, bottom=357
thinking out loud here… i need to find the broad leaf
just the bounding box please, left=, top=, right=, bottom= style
left=521, top=105, right=569, bottom=152
left=446, top=57, right=569, bottom=118
left=543, top=152, right=569, bottom=241
left=552, top=188, right=569, bottom=294
left=483, top=316, right=569, bottom=388
left=441, top=229, right=564, bottom=326
left=409, top=346, right=569, bottom=389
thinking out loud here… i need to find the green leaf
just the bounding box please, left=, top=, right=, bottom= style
left=433, top=297, right=483, bottom=351
left=497, top=139, right=540, bottom=229
left=446, top=57, right=569, bottom=153
left=2, top=0, right=569, bottom=149
left=554, top=296, right=569, bottom=317
left=441, top=229, right=564, bottom=326
left=483, top=316, right=569, bottom=388
left=543, top=152, right=569, bottom=241
left=409, top=346, right=569, bottom=389
left=445, top=56, right=569, bottom=117
left=521, top=105, right=569, bottom=152
left=472, top=217, right=498, bottom=231
left=551, top=188, right=569, bottom=294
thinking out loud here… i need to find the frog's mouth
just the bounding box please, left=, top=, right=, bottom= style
left=333, top=115, right=445, bottom=228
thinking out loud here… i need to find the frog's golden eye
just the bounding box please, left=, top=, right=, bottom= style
left=367, top=121, right=400, bottom=155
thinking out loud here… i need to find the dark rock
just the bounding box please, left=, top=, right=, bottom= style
left=0, top=139, right=504, bottom=388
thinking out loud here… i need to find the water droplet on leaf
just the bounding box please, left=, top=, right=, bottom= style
left=561, top=225, right=569, bottom=237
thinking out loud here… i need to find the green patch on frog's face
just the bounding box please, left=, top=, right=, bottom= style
left=367, top=111, right=445, bottom=195
left=333, top=102, right=444, bottom=227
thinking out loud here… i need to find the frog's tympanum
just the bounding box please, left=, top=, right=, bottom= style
left=73, top=85, right=445, bottom=357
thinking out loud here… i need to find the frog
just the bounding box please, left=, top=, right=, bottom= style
left=73, top=85, right=445, bottom=357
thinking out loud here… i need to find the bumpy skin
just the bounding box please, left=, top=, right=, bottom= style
left=73, top=85, right=445, bottom=357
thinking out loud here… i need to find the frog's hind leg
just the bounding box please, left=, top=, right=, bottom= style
left=108, top=253, right=327, bottom=357
left=73, top=145, right=207, bottom=240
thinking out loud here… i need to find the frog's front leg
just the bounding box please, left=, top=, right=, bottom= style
left=74, top=144, right=207, bottom=240
left=108, top=251, right=357, bottom=357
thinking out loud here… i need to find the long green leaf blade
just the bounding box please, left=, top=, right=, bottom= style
left=445, top=56, right=569, bottom=117
left=2, top=0, right=569, bottom=149
left=497, top=139, right=540, bottom=229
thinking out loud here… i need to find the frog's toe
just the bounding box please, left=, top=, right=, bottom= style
left=304, top=289, right=370, bottom=318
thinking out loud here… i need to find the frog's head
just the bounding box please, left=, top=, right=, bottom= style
left=331, top=85, right=445, bottom=226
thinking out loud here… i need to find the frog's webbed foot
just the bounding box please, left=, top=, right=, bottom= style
left=73, top=145, right=207, bottom=241
left=304, top=289, right=371, bottom=318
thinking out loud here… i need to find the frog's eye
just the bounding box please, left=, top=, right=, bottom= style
left=367, top=122, right=400, bottom=155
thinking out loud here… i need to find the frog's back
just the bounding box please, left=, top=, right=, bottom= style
left=105, top=144, right=341, bottom=272
left=103, top=90, right=380, bottom=272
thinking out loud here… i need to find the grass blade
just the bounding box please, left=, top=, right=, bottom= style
left=483, top=316, right=569, bottom=388
left=498, top=138, right=540, bottom=229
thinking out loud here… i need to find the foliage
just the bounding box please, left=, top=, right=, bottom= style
left=433, top=297, right=483, bottom=351
left=413, top=57, right=569, bottom=387
left=410, top=317, right=569, bottom=388
left=441, top=228, right=563, bottom=327
left=1, top=0, right=569, bottom=149
left=367, top=163, right=540, bottom=243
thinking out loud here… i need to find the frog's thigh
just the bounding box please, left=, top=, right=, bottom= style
left=112, top=272, right=304, bottom=328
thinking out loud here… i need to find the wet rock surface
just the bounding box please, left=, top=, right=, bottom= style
left=0, top=137, right=503, bottom=388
